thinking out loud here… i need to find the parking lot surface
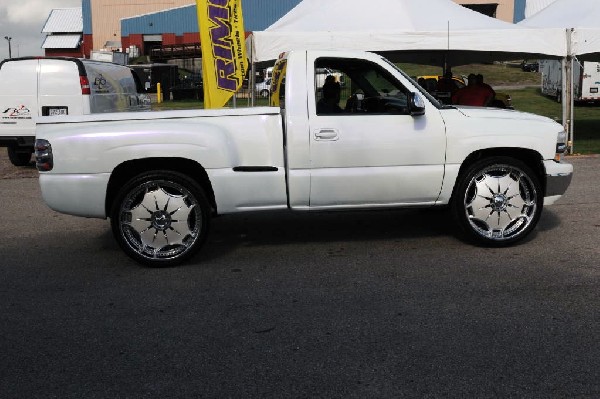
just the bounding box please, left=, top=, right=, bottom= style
left=1, top=152, right=598, bottom=398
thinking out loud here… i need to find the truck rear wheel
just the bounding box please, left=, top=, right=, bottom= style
left=451, top=157, right=543, bottom=247
left=110, top=171, right=211, bottom=267
left=7, top=147, right=33, bottom=166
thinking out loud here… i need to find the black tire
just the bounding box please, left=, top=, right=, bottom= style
left=260, top=89, right=270, bottom=98
left=450, top=157, right=543, bottom=247
left=556, top=90, right=562, bottom=103
left=110, top=171, right=211, bottom=267
left=7, top=147, right=33, bottom=166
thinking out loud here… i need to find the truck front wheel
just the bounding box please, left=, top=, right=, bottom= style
left=110, top=171, right=211, bottom=267
left=451, top=157, right=543, bottom=246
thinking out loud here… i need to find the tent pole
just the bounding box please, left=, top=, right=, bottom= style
left=568, top=29, right=575, bottom=154
left=568, top=56, right=574, bottom=154
left=444, top=21, right=450, bottom=75
left=561, top=56, right=567, bottom=143
left=562, top=57, right=574, bottom=154
left=561, top=28, right=575, bottom=154
left=250, top=34, right=256, bottom=107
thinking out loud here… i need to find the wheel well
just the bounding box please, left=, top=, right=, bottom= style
left=452, top=148, right=546, bottom=199
left=105, top=157, right=217, bottom=216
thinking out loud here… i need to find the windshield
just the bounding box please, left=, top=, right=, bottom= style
left=381, top=58, right=450, bottom=109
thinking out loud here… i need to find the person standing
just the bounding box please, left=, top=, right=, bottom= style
left=452, top=73, right=494, bottom=106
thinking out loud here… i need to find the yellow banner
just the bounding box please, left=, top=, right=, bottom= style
left=270, top=58, right=287, bottom=107
left=197, top=0, right=248, bottom=109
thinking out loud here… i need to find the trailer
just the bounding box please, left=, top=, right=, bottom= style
left=540, top=59, right=600, bottom=103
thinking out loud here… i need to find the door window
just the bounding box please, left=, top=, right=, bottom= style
left=314, top=57, right=409, bottom=115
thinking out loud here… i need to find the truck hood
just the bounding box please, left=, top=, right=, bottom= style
left=454, top=106, right=557, bottom=124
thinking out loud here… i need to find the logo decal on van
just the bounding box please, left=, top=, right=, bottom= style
left=93, top=74, right=109, bottom=93
left=2, top=105, right=31, bottom=119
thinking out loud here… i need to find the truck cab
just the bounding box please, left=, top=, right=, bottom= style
left=271, top=50, right=446, bottom=209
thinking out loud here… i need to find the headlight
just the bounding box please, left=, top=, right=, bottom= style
left=555, top=130, right=567, bottom=161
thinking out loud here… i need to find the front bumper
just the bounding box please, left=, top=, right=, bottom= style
left=543, top=160, right=573, bottom=205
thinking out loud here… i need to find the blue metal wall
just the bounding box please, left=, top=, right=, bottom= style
left=121, top=5, right=197, bottom=36
left=121, top=0, right=302, bottom=36
left=242, top=0, right=301, bottom=30
left=83, top=0, right=92, bottom=35
left=513, top=0, right=526, bottom=22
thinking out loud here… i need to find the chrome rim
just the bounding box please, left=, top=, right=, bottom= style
left=464, top=164, right=538, bottom=241
left=119, top=179, right=202, bottom=260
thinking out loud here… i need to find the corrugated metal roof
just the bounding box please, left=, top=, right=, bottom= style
left=42, top=8, right=83, bottom=33
left=42, top=34, right=82, bottom=49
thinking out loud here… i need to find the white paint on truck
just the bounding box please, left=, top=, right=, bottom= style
left=34, top=50, right=573, bottom=266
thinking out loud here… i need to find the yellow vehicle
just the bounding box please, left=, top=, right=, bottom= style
left=416, top=75, right=512, bottom=109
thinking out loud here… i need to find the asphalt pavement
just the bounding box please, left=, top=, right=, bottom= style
left=0, top=153, right=598, bottom=398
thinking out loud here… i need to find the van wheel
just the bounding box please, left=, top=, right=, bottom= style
left=7, top=147, right=33, bottom=166
left=110, top=171, right=211, bottom=267
left=450, top=157, right=543, bottom=247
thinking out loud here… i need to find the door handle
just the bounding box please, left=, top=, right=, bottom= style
left=314, top=129, right=339, bottom=141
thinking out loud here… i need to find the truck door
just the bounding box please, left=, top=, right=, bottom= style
left=306, top=55, right=446, bottom=209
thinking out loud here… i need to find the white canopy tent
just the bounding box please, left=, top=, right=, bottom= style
left=248, top=0, right=566, bottom=64
left=520, top=0, right=600, bottom=59
left=519, top=0, right=600, bottom=152
left=524, top=0, right=558, bottom=19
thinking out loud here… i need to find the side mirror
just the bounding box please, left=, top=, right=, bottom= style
left=409, top=92, right=426, bottom=116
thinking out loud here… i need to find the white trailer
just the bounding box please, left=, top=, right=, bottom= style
left=540, top=59, right=600, bottom=103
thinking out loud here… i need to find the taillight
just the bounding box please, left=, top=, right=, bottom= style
left=80, top=76, right=91, bottom=95
left=35, top=139, right=53, bottom=171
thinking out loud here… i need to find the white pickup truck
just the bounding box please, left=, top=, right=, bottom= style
left=34, top=50, right=573, bottom=266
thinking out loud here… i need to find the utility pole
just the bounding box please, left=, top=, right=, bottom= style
left=4, top=36, right=11, bottom=59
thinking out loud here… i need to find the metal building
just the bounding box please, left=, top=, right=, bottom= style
left=454, top=0, right=517, bottom=22
left=82, top=0, right=194, bottom=58
left=120, top=0, right=302, bottom=58
left=76, top=0, right=524, bottom=59
left=42, top=8, right=84, bottom=58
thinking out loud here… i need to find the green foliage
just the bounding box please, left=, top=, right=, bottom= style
left=398, top=61, right=541, bottom=86
left=505, top=87, right=600, bottom=155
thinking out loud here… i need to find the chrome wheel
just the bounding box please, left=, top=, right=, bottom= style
left=452, top=158, right=542, bottom=246
left=112, top=172, right=210, bottom=266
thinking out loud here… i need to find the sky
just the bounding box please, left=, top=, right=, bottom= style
left=1, top=0, right=81, bottom=60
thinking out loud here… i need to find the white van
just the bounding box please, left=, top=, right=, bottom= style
left=0, top=57, right=150, bottom=166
